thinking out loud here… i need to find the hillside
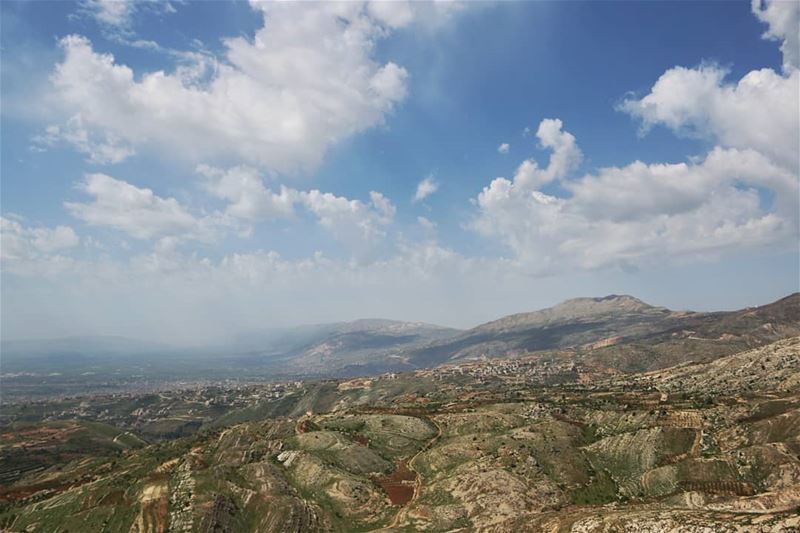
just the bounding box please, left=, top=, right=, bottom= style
left=1, top=337, right=798, bottom=532
left=227, top=319, right=462, bottom=375
left=402, top=294, right=800, bottom=372
left=632, top=336, right=800, bottom=396
left=579, top=293, right=800, bottom=372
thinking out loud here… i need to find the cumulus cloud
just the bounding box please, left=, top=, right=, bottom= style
left=6, top=0, right=797, bottom=343
left=620, top=64, right=799, bottom=169
left=11, top=165, right=398, bottom=277
left=413, top=175, right=439, bottom=202
left=473, top=119, right=798, bottom=272
left=461, top=0, right=798, bottom=273
left=33, top=115, right=134, bottom=165
left=64, top=173, right=223, bottom=242
left=1, top=217, right=79, bottom=255
left=63, top=170, right=397, bottom=251
left=198, top=165, right=396, bottom=255
left=497, top=143, right=509, bottom=154
left=46, top=2, right=416, bottom=173
left=188, top=165, right=399, bottom=256
left=511, top=119, right=582, bottom=190
left=751, top=0, right=800, bottom=71
left=620, top=1, right=798, bottom=174
left=568, top=147, right=797, bottom=223
left=1, top=217, right=79, bottom=276
left=301, top=190, right=396, bottom=257
left=198, top=165, right=297, bottom=222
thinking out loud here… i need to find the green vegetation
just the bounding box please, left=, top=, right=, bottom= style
left=570, top=469, right=618, bottom=505
left=1, top=335, right=799, bottom=531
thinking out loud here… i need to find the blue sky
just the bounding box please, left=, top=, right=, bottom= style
left=1, top=0, right=798, bottom=343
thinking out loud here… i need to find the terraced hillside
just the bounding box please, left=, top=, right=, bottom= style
left=1, top=337, right=799, bottom=532
left=0, top=420, right=145, bottom=487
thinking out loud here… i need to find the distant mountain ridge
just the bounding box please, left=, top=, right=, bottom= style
left=224, top=319, right=462, bottom=375
left=400, top=293, right=800, bottom=372
left=402, top=294, right=673, bottom=367
left=472, top=294, right=667, bottom=333
left=578, top=292, right=800, bottom=372
left=3, top=294, right=797, bottom=379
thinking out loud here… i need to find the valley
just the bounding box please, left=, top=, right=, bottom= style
left=0, top=295, right=798, bottom=532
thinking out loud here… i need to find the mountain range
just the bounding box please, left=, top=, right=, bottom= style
left=3, top=293, right=798, bottom=379
left=2, top=294, right=800, bottom=532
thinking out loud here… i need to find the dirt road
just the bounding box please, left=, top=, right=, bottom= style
left=385, top=416, right=442, bottom=529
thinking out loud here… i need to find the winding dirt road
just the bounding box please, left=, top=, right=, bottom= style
left=385, top=417, right=443, bottom=530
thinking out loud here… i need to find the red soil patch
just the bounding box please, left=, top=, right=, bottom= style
left=153, top=495, right=169, bottom=533
left=376, top=461, right=416, bottom=506
left=0, top=424, right=81, bottom=448
left=0, top=478, right=90, bottom=504
left=552, top=412, right=586, bottom=428
left=383, top=484, right=414, bottom=506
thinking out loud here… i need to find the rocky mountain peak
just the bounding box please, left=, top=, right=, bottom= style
left=475, top=294, right=665, bottom=333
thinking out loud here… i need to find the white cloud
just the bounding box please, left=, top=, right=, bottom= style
left=511, top=118, right=583, bottom=190
left=413, top=175, right=439, bottom=202
left=558, top=1, right=799, bottom=272
left=619, top=65, right=799, bottom=170
left=30, top=226, right=80, bottom=253
left=0, top=236, right=514, bottom=343
left=1, top=217, right=79, bottom=256
left=367, top=0, right=415, bottom=29
left=1, top=217, right=79, bottom=276
left=417, top=216, right=437, bottom=231
left=7, top=0, right=798, bottom=343
left=198, top=165, right=298, bottom=222
left=64, top=173, right=223, bottom=242
left=567, top=147, right=797, bottom=222
left=34, top=116, right=134, bottom=165
left=537, top=119, right=583, bottom=176
left=47, top=2, right=416, bottom=173
left=365, top=0, right=467, bottom=30
left=302, top=189, right=395, bottom=257
left=77, top=0, right=178, bottom=36
left=752, top=0, right=800, bottom=71
left=79, top=0, right=137, bottom=30
left=473, top=120, right=798, bottom=272
left=198, top=165, right=396, bottom=256
left=497, top=143, right=509, bottom=154
left=59, top=171, right=395, bottom=251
